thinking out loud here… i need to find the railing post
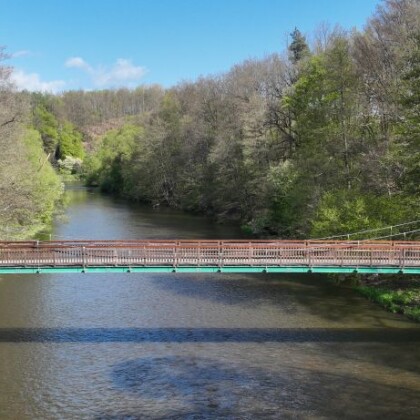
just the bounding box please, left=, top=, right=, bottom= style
left=249, top=242, right=253, bottom=266
left=400, top=248, right=405, bottom=269
left=173, top=245, right=178, bottom=268
left=82, top=246, right=86, bottom=269
left=307, top=243, right=311, bottom=267
left=36, top=240, right=39, bottom=267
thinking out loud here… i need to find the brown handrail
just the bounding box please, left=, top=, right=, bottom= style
left=0, top=239, right=420, bottom=270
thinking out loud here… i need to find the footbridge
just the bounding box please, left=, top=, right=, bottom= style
left=0, top=240, right=420, bottom=274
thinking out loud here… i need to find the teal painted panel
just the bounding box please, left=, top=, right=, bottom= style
left=0, top=265, right=420, bottom=275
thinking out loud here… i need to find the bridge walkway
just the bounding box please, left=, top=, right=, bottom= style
left=0, top=240, right=420, bottom=274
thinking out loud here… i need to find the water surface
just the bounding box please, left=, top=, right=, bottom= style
left=0, top=187, right=419, bottom=419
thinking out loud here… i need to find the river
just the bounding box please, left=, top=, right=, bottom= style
left=0, top=186, right=419, bottom=419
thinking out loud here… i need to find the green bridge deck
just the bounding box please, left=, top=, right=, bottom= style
left=1, top=265, right=420, bottom=275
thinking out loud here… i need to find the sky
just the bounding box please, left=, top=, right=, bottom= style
left=1, top=0, right=381, bottom=92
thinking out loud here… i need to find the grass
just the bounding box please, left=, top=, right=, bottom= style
left=354, top=277, right=420, bottom=322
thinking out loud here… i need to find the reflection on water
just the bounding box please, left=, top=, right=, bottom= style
left=0, top=187, right=420, bottom=419
left=47, top=185, right=245, bottom=241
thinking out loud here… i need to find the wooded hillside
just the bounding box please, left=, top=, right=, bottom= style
left=1, top=0, right=419, bottom=239
left=0, top=49, right=62, bottom=239
left=80, top=0, right=420, bottom=238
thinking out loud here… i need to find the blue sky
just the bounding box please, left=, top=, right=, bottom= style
left=1, top=0, right=381, bottom=92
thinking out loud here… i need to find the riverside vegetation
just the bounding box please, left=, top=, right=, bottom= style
left=0, top=49, right=63, bottom=239
left=0, top=1, right=419, bottom=316
left=356, top=277, right=420, bottom=322
left=81, top=1, right=419, bottom=240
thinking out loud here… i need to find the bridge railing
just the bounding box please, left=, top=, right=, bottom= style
left=1, top=240, right=420, bottom=268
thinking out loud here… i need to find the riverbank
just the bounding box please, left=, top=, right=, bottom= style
left=354, top=277, right=420, bottom=322
left=16, top=178, right=420, bottom=325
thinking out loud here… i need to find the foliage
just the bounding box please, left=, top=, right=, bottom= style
left=0, top=127, right=63, bottom=239
left=311, top=190, right=417, bottom=238
left=85, top=124, right=143, bottom=195
left=32, top=103, right=59, bottom=155
left=57, top=121, right=84, bottom=160
left=22, top=129, right=63, bottom=225
left=355, top=285, right=420, bottom=322
left=399, top=31, right=420, bottom=195
left=0, top=50, right=63, bottom=239
left=32, top=102, right=84, bottom=160
left=17, top=0, right=420, bottom=241
left=264, top=161, right=307, bottom=236
left=288, top=27, right=310, bottom=64
left=57, top=156, right=83, bottom=174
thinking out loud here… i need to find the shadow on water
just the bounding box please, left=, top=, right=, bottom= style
left=0, top=327, right=419, bottom=343
left=92, top=355, right=420, bottom=419
left=148, top=274, right=420, bottom=379
left=152, top=274, right=412, bottom=325
left=150, top=275, right=420, bottom=376
left=151, top=274, right=334, bottom=315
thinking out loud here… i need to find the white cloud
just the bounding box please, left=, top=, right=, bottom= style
left=65, top=56, right=92, bottom=71
left=11, top=69, right=66, bottom=93
left=8, top=57, right=147, bottom=93
left=65, top=56, right=147, bottom=87
left=11, top=50, right=32, bottom=58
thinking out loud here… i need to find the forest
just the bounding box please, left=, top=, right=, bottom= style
left=0, top=0, right=419, bottom=240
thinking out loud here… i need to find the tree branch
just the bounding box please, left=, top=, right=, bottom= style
left=0, top=115, right=17, bottom=128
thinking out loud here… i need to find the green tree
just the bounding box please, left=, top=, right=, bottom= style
left=311, top=189, right=416, bottom=239
left=57, top=121, right=84, bottom=159
left=32, top=103, right=59, bottom=156
left=284, top=35, right=362, bottom=189
left=88, top=124, right=143, bottom=194
left=399, top=32, right=420, bottom=194
left=289, top=27, right=310, bottom=64
left=0, top=49, right=62, bottom=239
